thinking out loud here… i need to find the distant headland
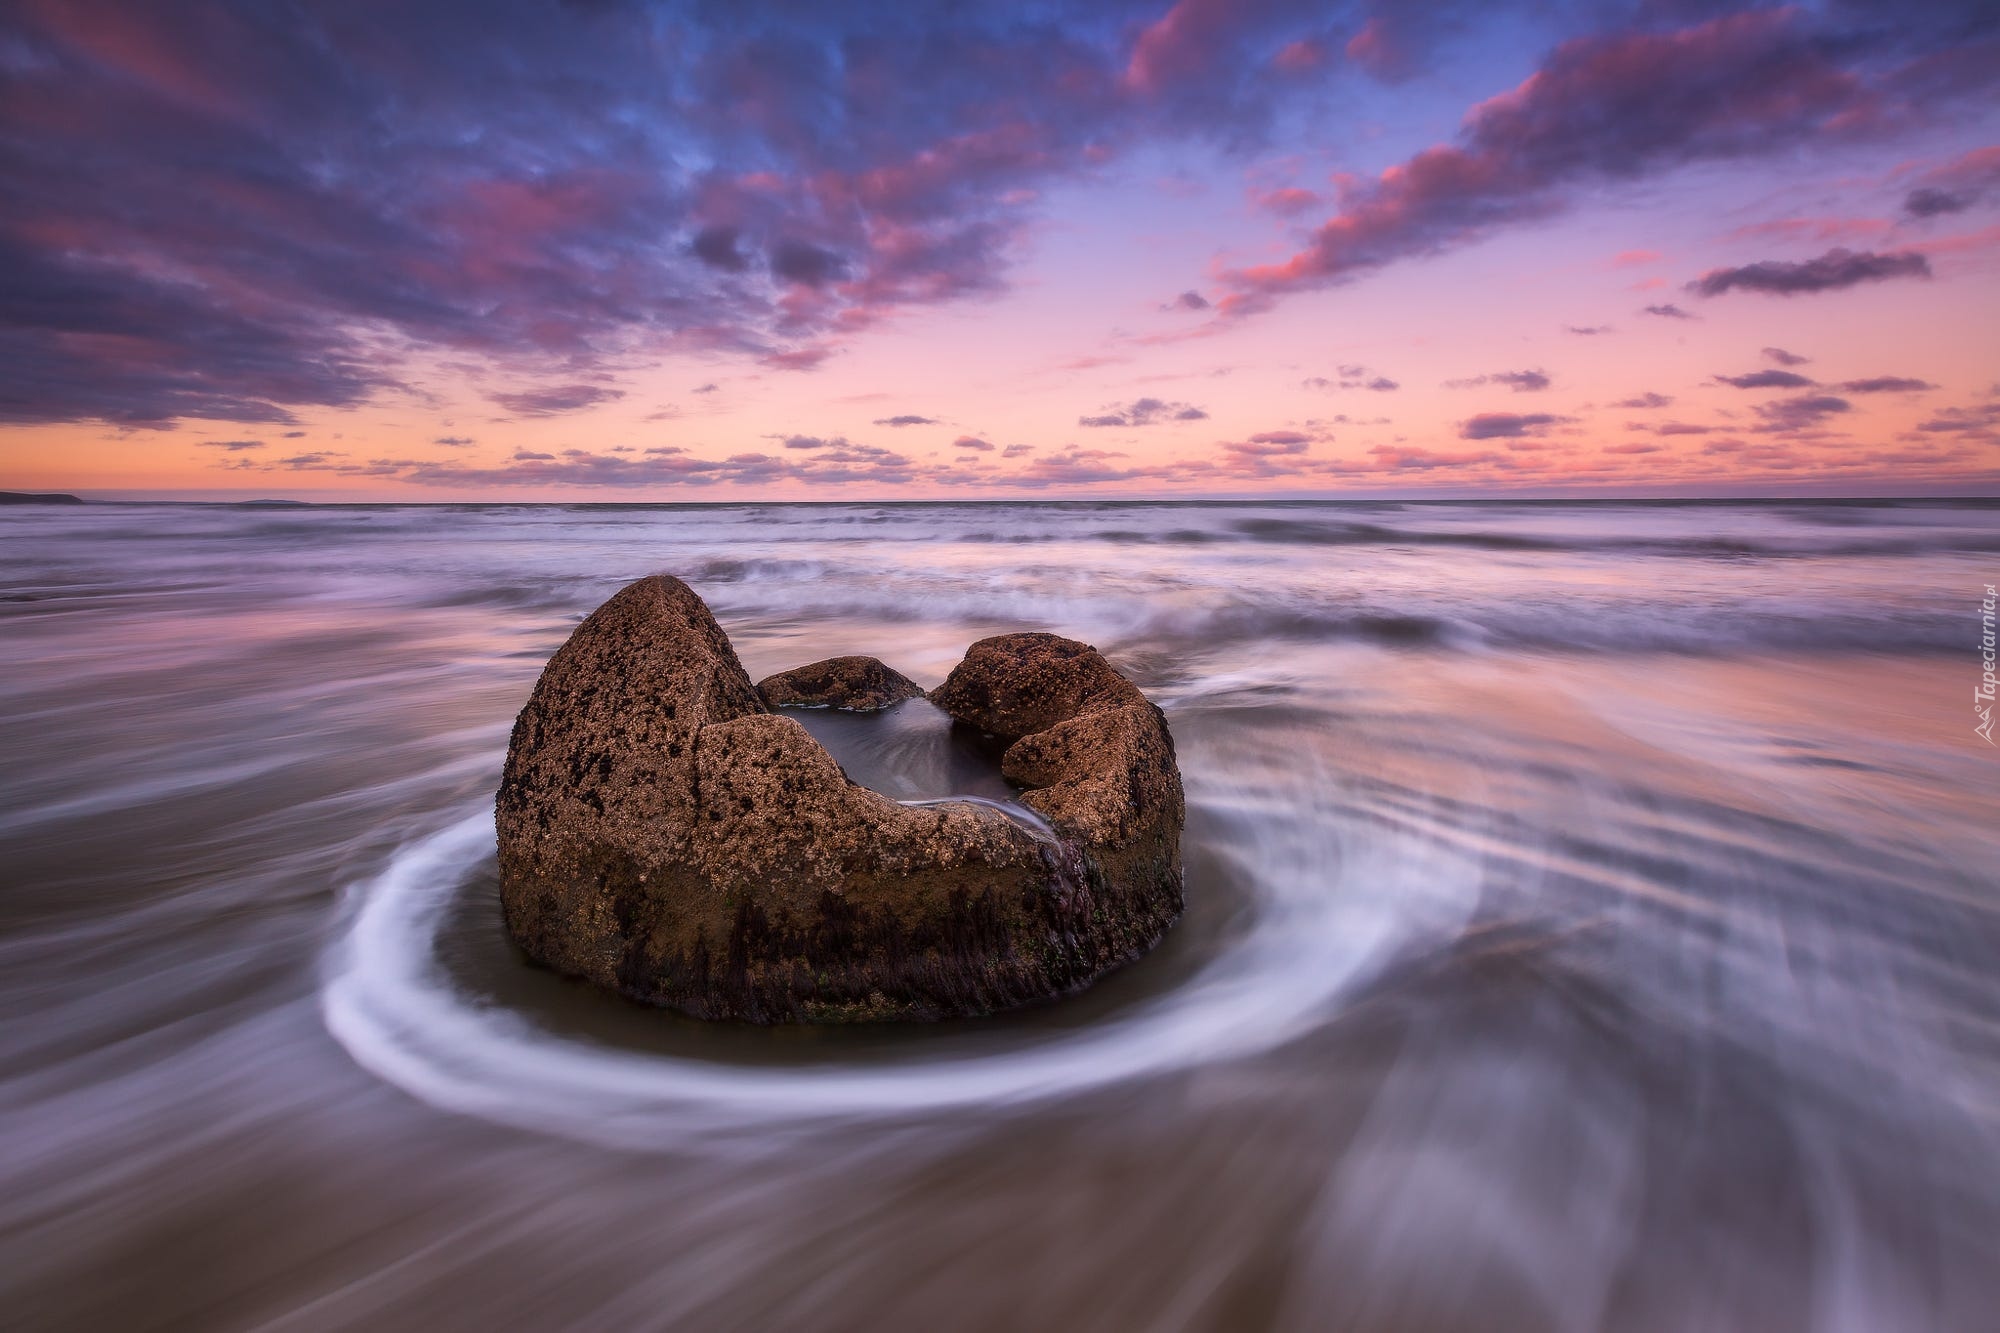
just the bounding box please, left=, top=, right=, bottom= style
left=0, top=491, right=83, bottom=505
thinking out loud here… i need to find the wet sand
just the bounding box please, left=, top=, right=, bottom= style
left=4, top=498, right=1998, bottom=1330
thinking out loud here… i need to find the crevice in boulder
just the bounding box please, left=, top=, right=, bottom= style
left=496, top=575, right=1184, bottom=1023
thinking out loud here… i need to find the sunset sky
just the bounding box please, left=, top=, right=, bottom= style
left=3, top=0, right=1997, bottom=500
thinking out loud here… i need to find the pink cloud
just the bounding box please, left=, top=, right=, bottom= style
left=762, top=345, right=836, bottom=372
left=1272, top=39, right=1326, bottom=74
left=1123, top=0, right=1235, bottom=96
left=1345, top=19, right=1410, bottom=82
left=1908, top=223, right=2000, bottom=257
left=1367, top=444, right=1504, bottom=470
left=1253, top=186, right=1322, bottom=217
left=1218, top=11, right=1867, bottom=316
left=1226, top=434, right=1310, bottom=458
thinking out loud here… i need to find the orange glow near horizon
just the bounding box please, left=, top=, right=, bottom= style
left=3, top=5, right=1997, bottom=500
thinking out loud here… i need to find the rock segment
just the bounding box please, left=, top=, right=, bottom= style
left=756, top=655, right=924, bottom=711
left=497, top=575, right=1183, bottom=1022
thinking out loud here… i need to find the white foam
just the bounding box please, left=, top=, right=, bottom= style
left=320, top=753, right=1485, bottom=1152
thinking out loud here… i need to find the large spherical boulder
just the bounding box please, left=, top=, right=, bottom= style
left=496, top=575, right=1183, bottom=1023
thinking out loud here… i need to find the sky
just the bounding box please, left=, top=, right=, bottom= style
left=2, top=0, right=1997, bottom=501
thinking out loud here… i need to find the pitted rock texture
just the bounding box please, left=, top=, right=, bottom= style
left=932, top=633, right=1184, bottom=928
left=756, top=655, right=925, bottom=712
left=497, top=576, right=1184, bottom=1023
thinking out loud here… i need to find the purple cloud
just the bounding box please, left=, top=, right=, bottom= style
left=0, top=5, right=1158, bottom=428
left=1913, top=404, right=2000, bottom=440
left=1688, top=248, right=1931, bottom=297
left=0, top=0, right=1987, bottom=441
left=253, top=444, right=933, bottom=490
left=1839, top=376, right=1936, bottom=393
left=769, top=240, right=848, bottom=288
left=1754, top=394, right=1851, bottom=431
left=1079, top=397, right=1207, bottom=428
left=1212, top=432, right=1314, bottom=478
left=1716, top=370, right=1817, bottom=389
left=1216, top=9, right=1952, bottom=316
left=1238, top=431, right=1312, bottom=452
left=1013, top=446, right=1145, bottom=487
left=690, top=226, right=750, bottom=273
left=1902, top=146, right=2000, bottom=218
left=1447, top=368, right=1551, bottom=392
left=1904, top=187, right=1968, bottom=218
left=1460, top=412, right=1569, bottom=440
left=1307, top=365, right=1400, bottom=392
left=490, top=385, right=626, bottom=417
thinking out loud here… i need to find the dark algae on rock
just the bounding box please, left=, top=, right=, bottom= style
left=496, top=575, right=1184, bottom=1023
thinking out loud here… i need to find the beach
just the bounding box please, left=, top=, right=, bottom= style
left=4, top=497, right=1999, bottom=1330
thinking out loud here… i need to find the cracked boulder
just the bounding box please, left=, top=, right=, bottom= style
left=496, top=575, right=1183, bottom=1023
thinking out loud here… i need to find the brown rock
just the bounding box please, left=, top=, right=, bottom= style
left=932, top=633, right=1183, bottom=939
left=929, top=632, right=1147, bottom=737
left=497, top=576, right=1183, bottom=1023
left=757, top=655, right=925, bottom=711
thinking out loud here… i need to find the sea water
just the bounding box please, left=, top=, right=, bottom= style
left=3, top=498, right=1997, bottom=1330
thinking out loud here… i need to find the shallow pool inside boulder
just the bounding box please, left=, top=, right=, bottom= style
left=427, top=693, right=1230, bottom=1062
left=782, top=697, right=1022, bottom=806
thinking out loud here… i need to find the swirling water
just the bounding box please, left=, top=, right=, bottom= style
left=3, top=498, right=1998, bottom=1331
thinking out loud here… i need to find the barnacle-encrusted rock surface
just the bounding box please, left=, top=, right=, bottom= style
left=756, top=655, right=925, bottom=712
left=496, top=575, right=1183, bottom=1022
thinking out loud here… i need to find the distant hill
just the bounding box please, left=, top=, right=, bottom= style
left=0, top=491, right=83, bottom=505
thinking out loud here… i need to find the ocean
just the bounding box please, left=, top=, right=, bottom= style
left=4, top=497, right=1998, bottom=1331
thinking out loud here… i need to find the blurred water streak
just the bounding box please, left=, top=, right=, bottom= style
left=3, top=498, right=1998, bottom=1332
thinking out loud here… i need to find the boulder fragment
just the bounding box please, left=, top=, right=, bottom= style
left=756, top=655, right=925, bottom=712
